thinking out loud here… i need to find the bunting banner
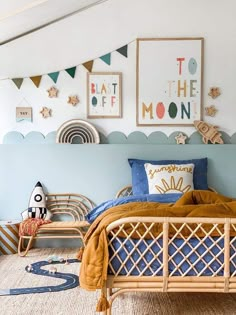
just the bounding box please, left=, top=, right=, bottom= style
left=65, top=66, right=76, bottom=78
left=82, top=60, right=94, bottom=72
left=12, top=78, right=24, bottom=89
left=30, top=76, right=42, bottom=88
left=10, top=41, right=131, bottom=89
left=100, top=53, right=111, bottom=65
left=48, top=71, right=60, bottom=83
left=116, top=45, right=128, bottom=58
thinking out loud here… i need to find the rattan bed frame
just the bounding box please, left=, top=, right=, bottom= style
left=101, top=186, right=236, bottom=315
left=18, top=193, right=94, bottom=257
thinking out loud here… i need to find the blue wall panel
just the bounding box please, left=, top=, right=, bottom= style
left=0, top=144, right=236, bottom=222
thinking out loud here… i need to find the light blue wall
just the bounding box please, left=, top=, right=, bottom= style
left=1, top=144, right=236, bottom=222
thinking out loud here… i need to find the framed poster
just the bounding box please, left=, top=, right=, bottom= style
left=136, top=38, right=203, bottom=126
left=87, top=72, right=122, bottom=118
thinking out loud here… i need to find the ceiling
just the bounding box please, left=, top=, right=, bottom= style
left=0, top=0, right=108, bottom=44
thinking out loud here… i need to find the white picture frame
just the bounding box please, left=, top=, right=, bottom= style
left=136, top=38, right=203, bottom=126
left=87, top=72, right=122, bottom=118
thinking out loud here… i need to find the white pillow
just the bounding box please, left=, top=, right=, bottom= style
left=144, top=163, right=195, bottom=194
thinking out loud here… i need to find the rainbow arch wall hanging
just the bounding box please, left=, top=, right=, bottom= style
left=56, top=119, right=100, bottom=144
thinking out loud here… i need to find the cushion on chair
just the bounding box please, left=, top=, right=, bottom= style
left=38, top=221, right=90, bottom=229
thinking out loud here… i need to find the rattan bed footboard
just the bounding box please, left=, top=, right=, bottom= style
left=102, top=217, right=236, bottom=315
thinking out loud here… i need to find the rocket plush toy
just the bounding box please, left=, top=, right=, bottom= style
left=21, top=182, right=51, bottom=221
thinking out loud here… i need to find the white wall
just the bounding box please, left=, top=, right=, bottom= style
left=0, top=0, right=235, bottom=142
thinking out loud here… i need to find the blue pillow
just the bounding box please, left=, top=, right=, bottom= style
left=128, top=158, right=208, bottom=195
left=86, top=193, right=182, bottom=224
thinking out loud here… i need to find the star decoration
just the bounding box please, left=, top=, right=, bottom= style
left=208, top=87, right=221, bottom=99
left=67, top=95, right=79, bottom=106
left=175, top=132, right=187, bottom=144
left=40, top=107, right=51, bottom=118
left=47, top=86, right=58, bottom=98
left=205, top=105, right=218, bottom=117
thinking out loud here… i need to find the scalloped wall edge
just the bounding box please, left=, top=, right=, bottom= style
left=2, top=130, right=236, bottom=144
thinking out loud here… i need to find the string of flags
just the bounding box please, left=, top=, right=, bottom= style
left=9, top=43, right=129, bottom=90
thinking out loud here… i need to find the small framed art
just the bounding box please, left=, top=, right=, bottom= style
left=87, top=72, right=122, bottom=118
left=16, top=107, right=32, bottom=122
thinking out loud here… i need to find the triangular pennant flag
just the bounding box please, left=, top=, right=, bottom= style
left=82, top=60, right=94, bottom=72
left=12, top=78, right=24, bottom=89
left=30, top=75, right=42, bottom=88
left=116, top=45, right=128, bottom=58
left=100, top=53, right=111, bottom=65
left=48, top=71, right=60, bottom=83
left=65, top=66, right=76, bottom=78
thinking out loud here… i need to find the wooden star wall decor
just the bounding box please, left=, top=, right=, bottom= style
left=205, top=105, right=218, bottom=117
left=47, top=86, right=58, bottom=98
left=68, top=95, right=79, bottom=106
left=208, top=87, right=221, bottom=99
left=40, top=107, right=51, bottom=118
left=175, top=133, right=187, bottom=144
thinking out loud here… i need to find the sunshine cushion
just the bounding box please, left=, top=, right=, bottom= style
left=145, top=163, right=194, bottom=194
left=129, top=158, right=208, bottom=195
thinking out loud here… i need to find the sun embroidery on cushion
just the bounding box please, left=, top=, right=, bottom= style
left=155, top=176, right=192, bottom=194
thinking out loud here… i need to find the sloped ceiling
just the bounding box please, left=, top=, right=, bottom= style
left=0, top=0, right=108, bottom=44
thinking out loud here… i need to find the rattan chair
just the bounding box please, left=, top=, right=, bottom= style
left=18, top=193, right=94, bottom=257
